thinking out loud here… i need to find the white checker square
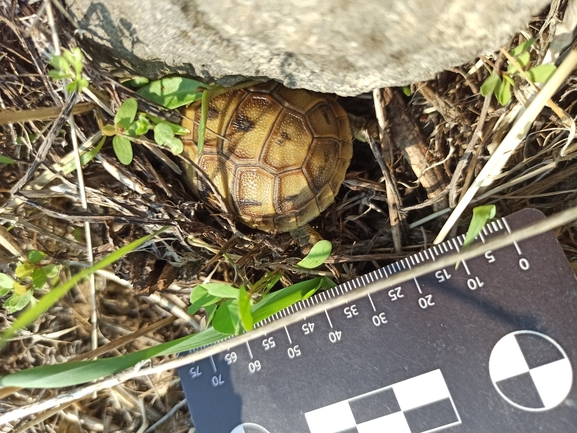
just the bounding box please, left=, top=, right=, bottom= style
left=357, top=412, right=411, bottom=433
left=305, top=401, right=356, bottom=433
left=393, top=369, right=451, bottom=411
left=530, top=358, right=573, bottom=409
left=489, top=333, right=530, bottom=382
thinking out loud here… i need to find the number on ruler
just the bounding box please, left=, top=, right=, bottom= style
left=287, top=345, right=301, bottom=359
left=329, top=330, right=342, bottom=343
left=248, top=360, right=261, bottom=373
left=302, top=323, right=315, bottom=335
left=467, top=277, right=485, bottom=290
left=344, top=305, right=358, bottom=318
left=418, top=294, right=435, bottom=309
left=211, top=374, right=224, bottom=388
left=224, top=352, right=237, bottom=365
left=388, top=287, right=404, bottom=301
left=485, top=251, right=495, bottom=263
left=435, top=269, right=451, bottom=283
left=372, top=312, right=388, bottom=326
left=189, top=365, right=202, bottom=379
left=262, top=337, right=276, bottom=351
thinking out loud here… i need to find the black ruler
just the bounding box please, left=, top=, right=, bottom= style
left=178, top=209, right=577, bottom=433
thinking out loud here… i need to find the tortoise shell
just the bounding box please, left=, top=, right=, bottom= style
left=181, top=81, right=353, bottom=233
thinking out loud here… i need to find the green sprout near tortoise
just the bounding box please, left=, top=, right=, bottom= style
left=480, top=39, right=557, bottom=106
left=100, top=97, right=189, bottom=165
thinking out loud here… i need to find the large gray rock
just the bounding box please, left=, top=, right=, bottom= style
left=66, top=0, right=551, bottom=95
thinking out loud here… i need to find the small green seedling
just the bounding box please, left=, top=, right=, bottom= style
left=188, top=240, right=334, bottom=335
left=0, top=154, right=15, bottom=164
left=480, top=39, right=557, bottom=106
left=137, top=76, right=226, bottom=155
left=48, top=48, right=89, bottom=93
left=0, top=250, right=61, bottom=313
left=101, top=98, right=189, bottom=165
left=456, top=204, right=496, bottom=269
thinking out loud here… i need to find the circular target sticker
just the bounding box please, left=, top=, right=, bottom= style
left=230, top=423, right=271, bottom=433
left=489, top=330, right=572, bottom=412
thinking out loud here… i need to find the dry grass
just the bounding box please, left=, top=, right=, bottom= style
left=0, top=0, right=576, bottom=432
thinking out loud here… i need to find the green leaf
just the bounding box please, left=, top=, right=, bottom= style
left=49, top=55, right=71, bottom=75
left=113, top=135, right=133, bottom=165
left=507, top=51, right=530, bottom=74
left=153, top=122, right=175, bottom=145
left=402, top=86, right=411, bottom=96
left=15, top=262, right=34, bottom=279
left=480, top=74, right=500, bottom=97
left=527, top=64, right=557, bottom=83
left=31, top=268, right=47, bottom=289
left=495, top=79, right=511, bottom=106
left=297, top=240, right=332, bottom=269
left=148, top=116, right=190, bottom=135
left=165, top=137, right=184, bottom=155
left=61, top=136, right=106, bottom=175
left=28, top=250, right=46, bottom=264
left=48, top=70, right=71, bottom=80
left=252, top=277, right=330, bottom=322
left=0, top=286, right=10, bottom=297
left=238, top=286, right=253, bottom=331
left=114, top=98, right=138, bottom=129
left=123, top=77, right=149, bottom=88
left=200, top=282, right=239, bottom=299
left=0, top=273, right=15, bottom=289
left=3, top=290, right=34, bottom=314
left=462, top=205, right=497, bottom=249
left=0, top=155, right=15, bottom=164
left=137, top=77, right=206, bottom=109
left=75, top=77, right=89, bottom=93
left=203, top=303, right=218, bottom=324
left=188, top=285, right=222, bottom=315
left=134, top=116, right=151, bottom=136
left=12, top=282, right=28, bottom=295
left=0, top=227, right=169, bottom=346
left=509, top=39, right=535, bottom=57
left=101, top=124, right=117, bottom=136
left=43, top=264, right=59, bottom=279
left=213, top=299, right=241, bottom=335
left=62, top=48, right=84, bottom=74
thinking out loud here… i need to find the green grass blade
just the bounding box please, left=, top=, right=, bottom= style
left=0, top=327, right=227, bottom=388
left=197, top=90, right=209, bottom=155
left=462, top=204, right=497, bottom=249
left=0, top=228, right=168, bottom=347
left=0, top=273, right=330, bottom=387
left=252, top=277, right=329, bottom=322
left=238, top=286, right=253, bottom=330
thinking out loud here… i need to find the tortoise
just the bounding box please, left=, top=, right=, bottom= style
left=181, top=81, right=353, bottom=245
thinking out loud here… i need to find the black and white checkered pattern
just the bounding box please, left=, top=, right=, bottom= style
left=305, top=369, right=460, bottom=433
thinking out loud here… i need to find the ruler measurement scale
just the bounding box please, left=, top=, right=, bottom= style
left=178, top=209, right=577, bottom=433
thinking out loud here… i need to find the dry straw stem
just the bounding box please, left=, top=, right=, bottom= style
left=1, top=205, right=576, bottom=427
left=0, top=102, right=96, bottom=125
left=435, top=47, right=577, bottom=244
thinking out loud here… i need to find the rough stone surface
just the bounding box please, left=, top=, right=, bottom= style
left=66, top=0, right=551, bottom=96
